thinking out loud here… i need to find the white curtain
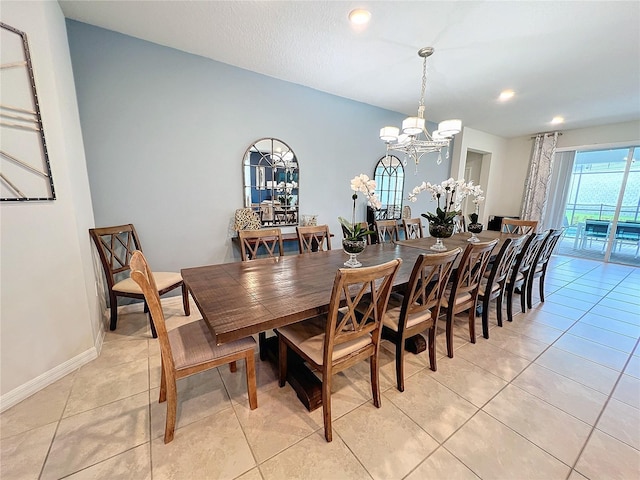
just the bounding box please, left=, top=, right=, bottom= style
left=542, top=150, right=575, bottom=230
left=520, top=132, right=559, bottom=225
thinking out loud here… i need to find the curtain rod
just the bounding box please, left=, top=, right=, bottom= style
left=530, top=131, right=563, bottom=139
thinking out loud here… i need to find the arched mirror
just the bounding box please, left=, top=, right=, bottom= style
left=373, top=155, right=404, bottom=220
left=243, top=138, right=299, bottom=227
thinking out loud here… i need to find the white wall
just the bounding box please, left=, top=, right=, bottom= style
left=0, top=1, right=100, bottom=407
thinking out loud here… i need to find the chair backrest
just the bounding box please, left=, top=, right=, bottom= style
left=400, top=248, right=461, bottom=328
left=485, top=235, right=526, bottom=289
left=402, top=218, right=424, bottom=239
left=453, top=213, right=466, bottom=234
left=130, top=250, right=175, bottom=372
left=296, top=225, right=332, bottom=253
left=510, top=232, right=548, bottom=283
left=323, top=259, right=402, bottom=364
left=501, top=218, right=538, bottom=234
left=89, top=224, right=143, bottom=289
left=375, top=220, right=400, bottom=243
left=238, top=228, right=284, bottom=261
left=532, top=229, right=563, bottom=272
left=449, top=240, right=498, bottom=299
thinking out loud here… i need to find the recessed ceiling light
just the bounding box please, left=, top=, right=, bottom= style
left=551, top=116, right=565, bottom=124
left=498, top=90, right=515, bottom=101
left=349, top=9, right=371, bottom=25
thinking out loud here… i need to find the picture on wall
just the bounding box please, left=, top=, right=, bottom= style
left=0, top=22, right=55, bottom=201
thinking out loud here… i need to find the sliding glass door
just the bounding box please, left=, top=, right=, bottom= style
left=556, top=146, right=639, bottom=266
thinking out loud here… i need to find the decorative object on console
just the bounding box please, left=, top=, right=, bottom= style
left=379, top=47, right=461, bottom=173
left=233, top=208, right=262, bottom=231
left=1, top=22, right=55, bottom=201
left=339, top=174, right=381, bottom=267
left=409, top=178, right=480, bottom=251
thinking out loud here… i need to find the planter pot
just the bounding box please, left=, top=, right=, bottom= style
left=428, top=223, right=454, bottom=251
left=467, top=222, right=483, bottom=242
left=342, top=239, right=366, bottom=267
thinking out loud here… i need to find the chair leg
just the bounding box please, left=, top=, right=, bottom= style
left=468, top=307, right=476, bottom=344
left=506, top=287, right=514, bottom=322
left=259, top=332, right=267, bottom=361
left=526, top=276, right=535, bottom=310
left=370, top=353, right=381, bottom=407
left=245, top=351, right=258, bottom=410
left=229, top=361, right=237, bottom=373
left=481, top=296, right=490, bottom=339
left=109, top=292, right=118, bottom=331
left=520, top=281, right=527, bottom=313
left=159, top=360, right=167, bottom=403
left=428, top=326, right=437, bottom=372
left=147, top=308, right=158, bottom=339
left=446, top=310, right=454, bottom=358
left=163, top=378, right=178, bottom=444
left=395, top=339, right=405, bottom=392
left=322, top=370, right=333, bottom=442
left=539, top=269, right=547, bottom=303
left=181, top=282, right=190, bottom=316
left=496, top=293, right=503, bottom=327
left=278, top=336, right=287, bottom=387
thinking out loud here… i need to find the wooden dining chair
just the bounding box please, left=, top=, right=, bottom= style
left=505, top=232, right=548, bottom=322
left=477, top=235, right=525, bottom=339
left=402, top=217, right=424, bottom=240
left=381, top=249, right=461, bottom=391
left=501, top=218, right=538, bottom=235
left=296, top=224, right=332, bottom=253
left=238, top=227, right=284, bottom=359
left=276, top=258, right=402, bottom=442
left=375, top=219, right=400, bottom=243
left=441, top=239, right=498, bottom=357
left=129, top=251, right=257, bottom=443
left=89, top=224, right=190, bottom=337
left=237, top=227, right=284, bottom=261
left=526, top=228, right=564, bottom=309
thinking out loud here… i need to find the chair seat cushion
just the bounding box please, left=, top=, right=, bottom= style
left=276, top=316, right=371, bottom=366
left=478, top=279, right=501, bottom=298
left=383, top=305, right=432, bottom=332
left=114, top=271, right=182, bottom=294
left=169, top=319, right=256, bottom=370
left=441, top=290, right=472, bottom=309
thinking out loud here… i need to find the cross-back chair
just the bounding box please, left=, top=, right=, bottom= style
left=130, top=251, right=257, bottom=443
left=375, top=219, right=400, bottom=243
left=505, top=231, right=548, bottom=322
left=237, top=228, right=284, bottom=261
left=276, top=258, right=402, bottom=442
left=477, top=235, right=525, bottom=339
left=89, top=224, right=189, bottom=337
left=501, top=218, right=538, bottom=235
left=441, top=239, right=498, bottom=357
left=402, top=218, right=424, bottom=240
left=296, top=224, right=332, bottom=253
left=526, top=229, right=563, bottom=309
left=382, top=249, right=461, bottom=391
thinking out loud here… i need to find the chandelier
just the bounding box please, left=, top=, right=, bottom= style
left=380, top=47, right=461, bottom=172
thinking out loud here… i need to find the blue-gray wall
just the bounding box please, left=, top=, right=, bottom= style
left=66, top=20, right=451, bottom=272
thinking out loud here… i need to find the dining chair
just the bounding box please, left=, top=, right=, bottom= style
left=440, top=239, right=498, bottom=357
left=129, top=250, right=257, bottom=443
left=238, top=227, right=284, bottom=359
left=237, top=227, right=284, bottom=261
left=501, top=218, right=538, bottom=235
left=89, top=224, right=190, bottom=338
left=381, top=249, right=460, bottom=391
left=402, top=217, right=424, bottom=239
left=505, top=231, right=548, bottom=322
left=477, top=235, right=525, bottom=339
left=526, top=228, right=564, bottom=309
left=276, top=258, right=402, bottom=442
left=296, top=224, right=332, bottom=253
left=375, top=219, right=400, bottom=243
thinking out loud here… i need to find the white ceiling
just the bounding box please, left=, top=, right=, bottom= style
left=58, top=0, right=640, bottom=139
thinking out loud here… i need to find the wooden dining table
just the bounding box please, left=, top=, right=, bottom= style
left=181, top=229, right=518, bottom=410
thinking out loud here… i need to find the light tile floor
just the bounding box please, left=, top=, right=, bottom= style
left=2, top=255, right=639, bottom=479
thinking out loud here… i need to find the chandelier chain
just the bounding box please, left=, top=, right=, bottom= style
left=419, top=55, right=427, bottom=115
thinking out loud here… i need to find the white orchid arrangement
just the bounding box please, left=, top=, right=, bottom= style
left=408, top=178, right=484, bottom=226
left=339, top=174, right=381, bottom=241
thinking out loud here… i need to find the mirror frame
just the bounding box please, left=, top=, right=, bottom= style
left=373, top=155, right=404, bottom=220
left=242, top=138, right=299, bottom=227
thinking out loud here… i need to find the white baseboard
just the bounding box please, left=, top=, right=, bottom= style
left=0, top=347, right=98, bottom=413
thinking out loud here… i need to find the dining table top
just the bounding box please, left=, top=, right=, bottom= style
left=181, top=230, right=521, bottom=345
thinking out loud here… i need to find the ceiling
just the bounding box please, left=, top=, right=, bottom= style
left=58, top=0, right=640, bottom=139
